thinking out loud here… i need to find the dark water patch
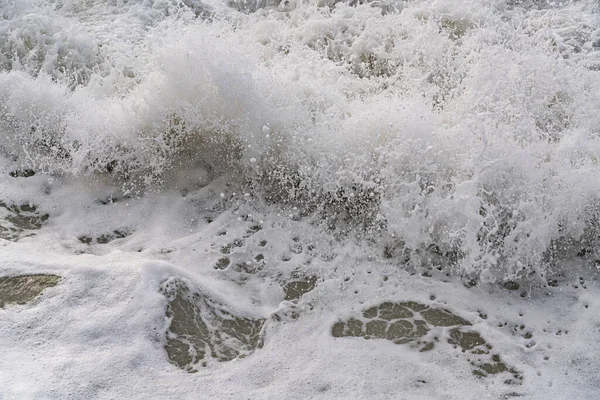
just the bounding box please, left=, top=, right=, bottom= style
left=78, top=229, right=131, bottom=245
left=9, top=169, right=35, bottom=178
left=160, top=278, right=265, bottom=372
left=220, top=239, right=244, bottom=255
left=448, top=328, right=487, bottom=351
left=271, top=304, right=301, bottom=322
left=332, top=301, right=522, bottom=383
left=503, top=281, right=520, bottom=291
left=96, top=194, right=131, bottom=205
left=283, top=275, right=317, bottom=301
left=214, top=257, right=230, bottom=270
left=233, top=261, right=264, bottom=275
left=0, top=274, right=59, bottom=308
left=471, top=353, right=522, bottom=384
left=547, top=279, right=559, bottom=287
left=0, top=201, right=49, bottom=241
left=439, top=16, right=473, bottom=41
left=244, top=224, right=262, bottom=237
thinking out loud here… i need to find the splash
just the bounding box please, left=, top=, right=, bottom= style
left=2, top=0, right=600, bottom=282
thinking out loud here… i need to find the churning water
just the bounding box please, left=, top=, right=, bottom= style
left=1, top=0, right=600, bottom=398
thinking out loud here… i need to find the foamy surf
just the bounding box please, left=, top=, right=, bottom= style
left=1, top=0, right=600, bottom=398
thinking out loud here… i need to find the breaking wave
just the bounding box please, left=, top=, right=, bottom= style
left=2, top=0, right=600, bottom=280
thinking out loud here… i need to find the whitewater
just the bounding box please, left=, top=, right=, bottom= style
left=1, top=0, right=600, bottom=398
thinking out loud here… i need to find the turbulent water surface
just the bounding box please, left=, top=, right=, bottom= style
left=1, top=0, right=600, bottom=398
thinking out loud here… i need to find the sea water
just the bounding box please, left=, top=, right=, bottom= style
left=1, top=0, right=600, bottom=398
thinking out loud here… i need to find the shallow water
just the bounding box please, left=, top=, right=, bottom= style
left=162, top=277, right=265, bottom=371
left=1, top=0, right=600, bottom=398
left=0, top=274, right=59, bottom=308
left=332, top=300, right=522, bottom=383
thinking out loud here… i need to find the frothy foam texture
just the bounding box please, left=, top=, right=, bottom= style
left=1, top=0, right=600, bottom=398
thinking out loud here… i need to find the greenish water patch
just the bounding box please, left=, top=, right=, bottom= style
left=78, top=229, right=131, bottom=245
left=0, top=274, right=59, bottom=308
left=214, top=257, right=230, bottom=270
left=283, top=275, right=317, bottom=301
left=0, top=202, right=49, bottom=241
left=332, top=301, right=522, bottom=383
left=439, top=16, right=473, bottom=40
left=160, top=278, right=265, bottom=372
left=220, top=239, right=244, bottom=255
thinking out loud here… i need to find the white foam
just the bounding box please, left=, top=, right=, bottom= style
left=1, top=0, right=600, bottom=398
